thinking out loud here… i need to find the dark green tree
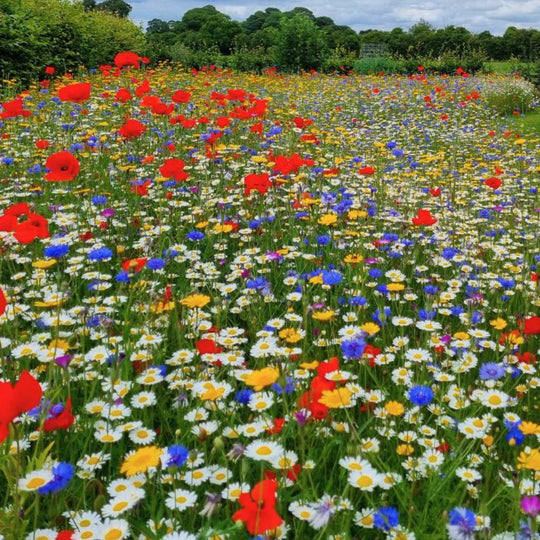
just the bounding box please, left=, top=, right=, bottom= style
left=96, top=0, right=131, bottom=18
left=275, top=14, right=327, bottom=71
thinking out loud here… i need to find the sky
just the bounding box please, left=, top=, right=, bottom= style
left=128, top=0, right=540, bottom=35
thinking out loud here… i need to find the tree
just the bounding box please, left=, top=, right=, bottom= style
left=147, top=18, right=170, bottom=34
left=82, top=0, right=96, bottom=11
left=96, top=0, right=131, bottom=18
left=275, top=14, right=327, bottom=71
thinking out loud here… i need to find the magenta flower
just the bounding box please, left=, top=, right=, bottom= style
left=521, top=495, right=540, bottom=517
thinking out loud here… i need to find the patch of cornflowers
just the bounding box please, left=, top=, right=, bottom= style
left=0, top=57, right=538, bottom=539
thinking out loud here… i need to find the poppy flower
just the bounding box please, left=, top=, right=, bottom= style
left=232, top=479, right=283, bottom=535
left=45, top=151, right=80, bottom=181
left=122, top=258, right=148, bottom=272
left=429, top=187, right=441, bottom=197
left=485, top=177, right=502, bottom=189
left=0, top=98, right=31, bottom=119
left=13, top=213, right=50, bottom=244
left=358, top=166, right=375, bottom=175
left=58, top=83, right=91, bottom=104
left=115, top=88, right=132, bottom=103
left=114, top=51, right=140, bottom=69
left=0, top=287, right=6, bottom=316
left=0, top=370, right=43, bottom=443
left=135, top=79, right=151, bottom=97
left=42, top=397, right=75, bottom=432
left=196, top=339, right=223, bottom=355
left=45, top=66, right=55, bottom=75
left=244, top=173, right=272, bottom=196
left=119, top=119, right=146, bottom=139
left=160, top=158, right=188, bottom=181
left=412, top=209, right=437, bottom=226
left=172, top=90, right=192, bottom=103
left=35, top=139, right=51, bottom=149
left=523, top=316, right=540, bottom=335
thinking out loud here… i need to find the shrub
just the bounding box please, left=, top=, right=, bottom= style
left=353, top=57, right=403, bottom=74
left=482, top=75, right=538, bottom=114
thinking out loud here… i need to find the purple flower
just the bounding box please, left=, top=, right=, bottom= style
left=54, top=354, right=73, bottom=368
left=521, top=495, right=540, bottom=517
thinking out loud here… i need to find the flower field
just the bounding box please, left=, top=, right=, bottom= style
left=0, top=57, right=539, bottom=539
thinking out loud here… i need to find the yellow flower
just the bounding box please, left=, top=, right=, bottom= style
left=361, top=322, right=380, bottom=335
left=48, top=339, right=69, bottom=351
left=278, top=328, right=303, bottom=343
left=490, top=318, right=507, bottom=330
left=214, top=223, right=233, bottom=233
left=396, top=444, right=414, bottom=456
left=299, top=360, right=319, bottom=370
left=385, top=401, right=405, bottom=416
left=32, top=259, right=56, bottom=269
left=312, top=310, right=336, bottom=322
left=517, top=448, right=540, bottom=471
left=519, top=422, right=540, bottom=436
left=453, top=332, right=469, bottom=340
left=318, top=387, right=353, bottom=408
left=318, top=213, right=338, bottom=226
left=343, top=254, right=364, bottom=264
left=180, top=294, right=210, bottom=309
left=244, top=367, right=279, bottom=391
left=309, top=273, right=323, bottom=284
left=387, top=283, right=405, bottom=292
left=120, top=446, right=163, bottom=476
left=347, top=210, right=367, bottom=220
left=150, top=301, right=175, bottom=314
left=200, top=382, right=226, bottom=401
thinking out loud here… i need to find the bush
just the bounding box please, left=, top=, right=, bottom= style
left=482, top=76, right=538, bottom=114
left=0, top=0, right=144, bottom=88
left=353, top=57, right=403, bottom=74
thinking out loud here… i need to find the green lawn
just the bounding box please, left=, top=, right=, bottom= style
left=510, top=109, right=540, bottom=134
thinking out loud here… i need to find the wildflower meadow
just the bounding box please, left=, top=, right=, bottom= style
left=0, top=54, right=539, bottom=540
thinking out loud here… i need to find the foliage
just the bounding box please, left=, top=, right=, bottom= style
left=482, top=76, right=538, bottom=115
left=0, top=0, right=144, bottom=87
left=353, top=56, right=403, bottom=74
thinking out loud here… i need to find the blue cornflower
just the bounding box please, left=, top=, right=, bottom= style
left=317, top=234, right=331, bottom=246
left=91, top=195, right=107, bottom=205
left=424, top=285, right=438, bottom=295
left=115, top=270, right=130, bottom=283
left=322, top=270, right=342, bottom=285
left=341, top=336, right=366, bottom=359
left=44, top=244, right=69, bottom=259
left=88, top=247, right=113, bottom=261
left=418, top=309, right=436, bottom=320
left=234, top=389, right=254, bottom=404
left=165, top=445, right=189, bottom=468
left=38, top=462, right=74, bottom=494
left=187, top=230, right=205, bottom=241
left=479, top=362, right=506, bottom=380
left=368, top=268, right=383, bottom=278
left=408, top=385, right=434, bottom=406
left=146, top=258, right=165, bottom=270
left=374, top=506, right=399, bottom=531
left=506, top=428, right=524, bottom=446
left=447, top=507, right=476, bottom=540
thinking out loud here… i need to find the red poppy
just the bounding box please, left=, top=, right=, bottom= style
left=42, top=397, right=75, bottom=432
left=14, top=213, right=50, bottom=244
left=233, top=479, right=283, bottom=535
left=115, top=88, right=132, bottom=103
left=250, top=122, right=263, bottom=135
left=36, top=139, right=51, bottom=149
left=216, top=116, right=231, bottom=128
left=429, top=187, right=441, bottom=197
left=119, top=119, right=146, bottom=139
left=358, top=166, right=375, bottom=175
left=58, top=83, right=91, bottom=104
left=485, top=177, right=502, bottom=189
left=272, top=153, right=313, bottom=176
left=56, top=531, right=74, bottom=540
left=159, top=158, right=189, bottom=181
left=196, top=339, right=224, bottom=355
left=412, top=209, right=437, bottom=226
left=114, top=51, right=140, bottom=69
left=523, top=316, right=540, bottom=335
left=244, top=173, right=272, bottom=196
left=0, top=287, right=6, bottom=316
left=122, top=258, right=148, bottom=272
left=135, top=79, right=151, bottom=97
left=293, top=116, right=313, bottom=129
left=172, top=90, right=192, bottom=103
left=45, top=66, right=55, bottom=75
left=0, top=98, right=31, bottom=119
left=0, top=370, right=43, bottom=443
left=45, top=151, right=80, bottom=181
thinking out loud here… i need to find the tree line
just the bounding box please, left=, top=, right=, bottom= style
left=1, top=0, right=539, bottom=88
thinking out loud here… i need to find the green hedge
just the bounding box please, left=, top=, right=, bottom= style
left=0, top=0, right=144, bottom=88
